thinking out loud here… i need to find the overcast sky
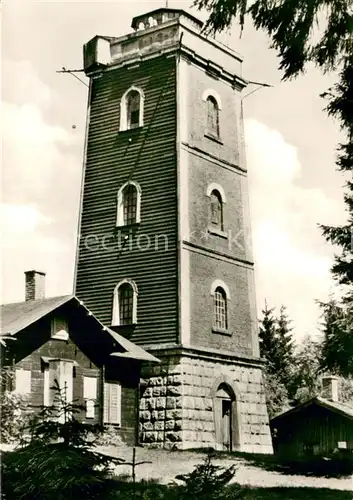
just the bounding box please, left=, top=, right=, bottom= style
left=1, top=0, right=347, bottom=340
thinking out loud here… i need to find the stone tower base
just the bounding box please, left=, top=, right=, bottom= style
left=139, top=347, right=273, bottom=454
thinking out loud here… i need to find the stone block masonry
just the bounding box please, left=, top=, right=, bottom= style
left=139, top=350, right=273, bottom=453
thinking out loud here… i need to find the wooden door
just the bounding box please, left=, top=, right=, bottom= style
left=215, top=384, right=234, bottom=451
left=221, top=399, right=232, bottom=451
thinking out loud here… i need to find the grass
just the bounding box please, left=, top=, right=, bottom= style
left=188, top=448, right=353, bottom=478
left=106, top=480, right=353, bottom=499
left=236, top=486, right=353, bottom=499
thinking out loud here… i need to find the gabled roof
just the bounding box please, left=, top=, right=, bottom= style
left=0, top=295, right=73, bottom=336
left=0, top=295, right=159, bottom=363
left=271, top=396, right=353, bottom=422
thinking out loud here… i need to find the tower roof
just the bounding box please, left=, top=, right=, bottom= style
left=131, top=8, right=203, bottom=31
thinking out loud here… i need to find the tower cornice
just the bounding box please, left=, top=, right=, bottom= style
left=83, top=12, right=247, bottom=90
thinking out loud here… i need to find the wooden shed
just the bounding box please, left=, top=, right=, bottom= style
left=270, top=396, right=353, bottom=458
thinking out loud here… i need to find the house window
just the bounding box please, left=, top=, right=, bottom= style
left=43, top=360, right=73, bottom=422
left=210, top=190, right=223, bottom=229
left=120, top=86, right=144, bottom=131
left=206, top=96, right=219, bottom=137
left=83, top=376, right=97, bottom=419
left=43, top=365, right=50, bottom=406
left=51, top=317, right=69, bottom=340
left=214, top=287, right=228, bottom=330
left=14, top=369, right=31, bottom=395
left=104, top=382, right=121, bottom=425
left=112, top=279, right=138, bottom=326
left=116, top=181, right=141, bottom=227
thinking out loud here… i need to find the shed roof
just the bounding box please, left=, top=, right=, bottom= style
left=0, top=295, right=159, bottom=363
left=271, top=396, right=353, bottom=423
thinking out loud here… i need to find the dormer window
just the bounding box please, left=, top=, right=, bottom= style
left=120, top=86, right=144, bottom=131
left=51, top=317, right=69, bottom=340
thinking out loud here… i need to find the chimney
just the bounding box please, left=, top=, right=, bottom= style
left=25, top=271, right=46, bottom=301
left=321, top=375, right=339, bottom=402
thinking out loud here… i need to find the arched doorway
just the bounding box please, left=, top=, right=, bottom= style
left=211, top=377, right=241, bottom=451
left=214, top=383, right=235, bottom=451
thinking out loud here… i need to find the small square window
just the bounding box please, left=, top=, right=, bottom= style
left=51, top=317, right=69, bottom=340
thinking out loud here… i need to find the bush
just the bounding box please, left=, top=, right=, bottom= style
left=1, top=381, right=124, bottom=499
left=95, top=425, right=123, bottom=447
left=107, top=478, right=174, bottom=500
left=0, top=390, right=28, bottom=444
left=1, top=443, right=117, bottom=500
left=175, top=451, right=239, bottom=500
left=0, top=367, right=31, bottom=444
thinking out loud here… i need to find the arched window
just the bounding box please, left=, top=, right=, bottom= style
left=120, top=86, right=144, bottom=131
left=206, top=96, right=219, bottom=137
left=123, top=184, right=137, bottom=225
left=202, top=90, right=222, bottom=139
left=210, top=190, right=223, bottom=229
left=214, top=287, right=228, bottom=330
left=116, top=181, right=141, bottom=227
left=210, top=280, right=231, bottom=332
left=112, top=279, right=138, bottom=326
left=127, top=90, right=140, bottom=129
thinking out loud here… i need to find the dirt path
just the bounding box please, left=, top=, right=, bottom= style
left=97, top=445, right=353, bottom=491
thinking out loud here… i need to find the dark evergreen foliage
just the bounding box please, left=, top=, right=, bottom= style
left=258, top=303, right=293, bottom=415
left=194, top=0, right=352, bottom=79
left=259, top=302, right=294, bottom=388
left=319, top=299, right=353, bottom=377
left=275, top=306, right=295, bottom=388
left=289, top=335, right=323, bottom=403
left=175, top=451, right=239, bottom=499
left=258, top=301, right=278, bottom=372
left=1, top=381, right=124, bottom=500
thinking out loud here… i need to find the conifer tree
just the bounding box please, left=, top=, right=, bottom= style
left=258, top=302, right=291, bottom=416
left=320, top=299, right=353, bottom=377
left=290, top=335, right=322, bottom=402
left=258, top=301, right=278, bottom=375
left=275, top=305, right=295, bottom=388
left=259, top=303, right=294, bottom=388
